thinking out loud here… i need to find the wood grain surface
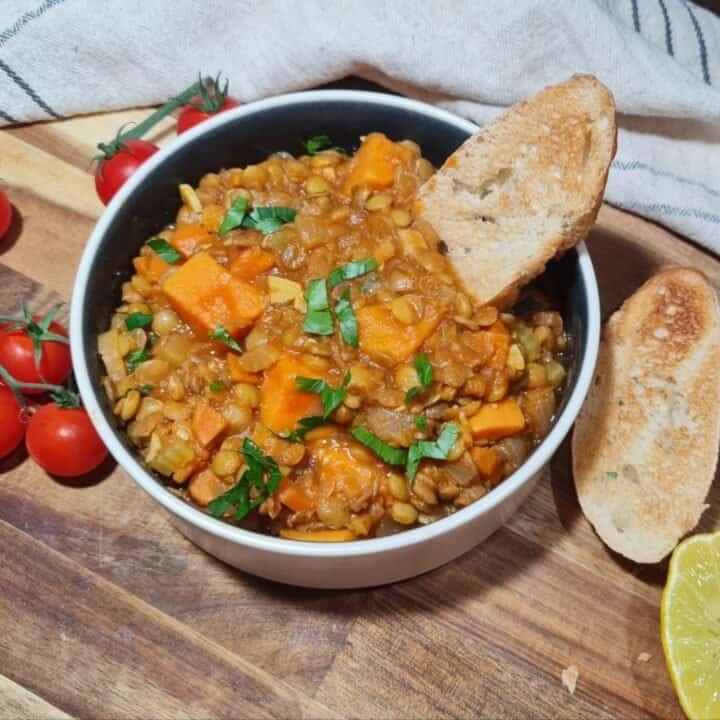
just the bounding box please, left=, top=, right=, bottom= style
left=0, top=99, right=718, bottom=720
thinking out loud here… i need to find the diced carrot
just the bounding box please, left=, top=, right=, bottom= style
left=171, top=223, right=214, bottom=258
left=227, top=354, right=261, bottom=384
left=279, top=528, right=356, bottom=542
left=228, top=247, right=276, bottom=281
left=469, top=399, right=526, bottom=440
left=311, top=442, right=378, bottom=501
left=161, top=252, right=265, bottom=338
left=470, top=446, right=503, bottom=476
left=259, top=353, right=326, bottom=432
left=356, top=302, right=444, bottom=366
left=343, top=133, right=413, bottom=193
left=192, top=401, right=228, bottom=447
left=188, top=468, right=223, bottom=507
left=277, top=477, right=316, bottom=513
left=133, top=254, right=170, bottom=283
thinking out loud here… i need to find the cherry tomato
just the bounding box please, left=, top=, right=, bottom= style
left=0, top=186, right=12, bottom=240
left=94, top=139, right=158, bottom=205
left=26, top=404, right=107, bottom=477
left=0, top=318, right=71, bottom=394
left=0, top=387, right=24, bottom=458
left=177, top=96, right=238, bottom=134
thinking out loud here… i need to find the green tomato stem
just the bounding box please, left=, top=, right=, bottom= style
left=0, top=364, right=80, bottom=408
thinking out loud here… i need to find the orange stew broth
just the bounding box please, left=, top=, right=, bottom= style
left=99, top=132, right=568, bottom=541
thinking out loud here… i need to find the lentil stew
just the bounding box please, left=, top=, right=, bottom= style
left=99, top=132, right=569, bottom=542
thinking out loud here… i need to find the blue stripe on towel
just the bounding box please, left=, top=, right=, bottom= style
left=612, top=160, right=720, bottom=198
left=657, top=0, right=674, bottom=55
left=623, top=202, right=720, bottom=224
left=631, top=0, right=641, bottom=32
left=684, top=2, right=711, bottom=84
left=0, top=59, right=61, bottom=118
left=0, top=108, right=17, bottom=123
left=0, top=0, right=66, bottom=49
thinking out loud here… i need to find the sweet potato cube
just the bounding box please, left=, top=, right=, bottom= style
left=470, top=446, right=503, bottom=476
left=192, top=401, right=228, bottom=447
left=260, top=353, right=326, bottom=433
left=188, top=469, right=223, bottom=507
left=277, top=477, right=316, bottom=513
left=161, top=252, right=264, bottom=338
left=343, top=133, right=413, bottom=193
left=171, top=223, right=214, bottom=258
left=356, top=302, right=443, bottom=366
left=229, top=247, right=276, bottom=281
left=133, top=253, right=170, bottom=283
left=227, top=354, right=260, bottom=385
left=469, top=399, right=526, bottom=440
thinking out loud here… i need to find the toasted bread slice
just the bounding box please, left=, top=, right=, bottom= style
left=415, top=74, right=616, bottom=307
left=573, top=268, right=720, bottom=563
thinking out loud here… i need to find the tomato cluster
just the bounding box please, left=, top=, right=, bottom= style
left=0, top=306, right=108, bottom=477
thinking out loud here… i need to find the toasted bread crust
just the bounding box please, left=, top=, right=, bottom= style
left=416, top=74, right=616, bottom=307
left=572, top=268, right=720, bottom=563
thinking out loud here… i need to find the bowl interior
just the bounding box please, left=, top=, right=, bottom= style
left=79, top=92, right=588, bottom=533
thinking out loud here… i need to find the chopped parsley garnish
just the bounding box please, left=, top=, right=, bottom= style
left=139, top=384, right=153, bottom=395
left=209, top=324, right=242, bottom=353
left=328, top=259, right=378, bottom=288
left=209, top=381, right=227, bottom=392
left=350, top=427, right=408, bottom=466
left=241, top=206, right=296, bottom=234
left=606, top=471, right=618, bottom=478
left=406, top=423, right=460, bottom=482
left=219, top=196, right=249, bottom=235
left=125, top=311, right=153, bottom=331
left=302, top=278, right=334, bottom=335
left=302, top=134, right=347, bottom=156
left=334, top=288, right=358, bottom=347
left=277, top=415, right=327, bottom=443
left=208, top=439, right=281, bottom=521
left=126, top=348, right=148, bottom=372
left=296, top=373, right=351, bottom=418
left=415, top=415, right=428, bottom=432
left=147, top=237, right=181, bottom=264
left=405, top=353, right=434, bottom=403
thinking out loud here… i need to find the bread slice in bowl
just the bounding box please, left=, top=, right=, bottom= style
left=415, top=74, right=616, bottom=307
left=572, top=268, right=720, bottom=563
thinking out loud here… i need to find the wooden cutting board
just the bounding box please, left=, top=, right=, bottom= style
left=1, top=102, right=718, bottom=720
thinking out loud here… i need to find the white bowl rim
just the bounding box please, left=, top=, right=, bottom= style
left=71, top=88, right=600, bottom=560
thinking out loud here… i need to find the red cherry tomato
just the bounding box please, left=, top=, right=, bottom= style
left=26, top=404, right=107, bottom=477
left=0, top=387, right=24, bottom=458
left=0, top=186, right=12, bottom=240
left=0, top=318, right=71, bottom=394
left=177, top=96, right=238, bottom=134
left=94, top=139, right=158, bottom=205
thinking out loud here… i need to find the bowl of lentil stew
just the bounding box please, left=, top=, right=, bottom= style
left=71, top=90, right=600, bottom=588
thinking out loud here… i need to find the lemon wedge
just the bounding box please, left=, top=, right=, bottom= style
left=661, top=532, right=720, bottom=719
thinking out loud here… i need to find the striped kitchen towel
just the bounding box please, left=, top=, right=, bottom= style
left=0, top=0, right=718, bottom=252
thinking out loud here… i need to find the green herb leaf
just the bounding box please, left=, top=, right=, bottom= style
left=147, top=237, right=181, bottom=264
left=241, top=206, right=296, bottom=234
left=277, top=415, right=326, bottom=443
left=125, top=311, right=153, bottom=331
left=302, top=278, right=334, bottom=335
left=296, top=373, right=350, bottom=418
left=209, top=381, right=227, bottom=392
left=415, top=415, right=428, bottom=432
left=360, top=274, right=379, bottom=293
left=334, top=288, right=358, bottom=348
left=302, top=134, right=347, bottom=156
left=126, top=348, right=148, bottom=372
left=350, top=426, right=408, bottom=466
left=328, top=259, right=378, bottom=288
left=405, top=353, right=434, bottom=403
left=406, top=423, right=460, bottom=481
left=209, top=324, right=242, bottom=353
left=219, top=196, right=249, bottom=235
left=606, top=471, right=618, bottom=478
left=208, top=439, right=281, bottom=521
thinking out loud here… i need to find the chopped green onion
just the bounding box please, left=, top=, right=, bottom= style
left=328, top=259, right=378, bottom=288
left=296, top=373, right=350, bottom=418
left=350, top=427, right=408, bottom=466
left=126, top=348, right=149, bottom=372
left=125, top=311, right=153, bottom=331
left=241, top=206, right=296, bottom=234
left=219, top=196, right=249, bottom=235
left=209, top=324, right=242, bottom=353
left=406, top=423, right=460, bottom=482
left=334, top=288, right=358, bottom=348
left=302, top=278, right=334, bottom=335
left=147, top=237, right=181, bottom=264
left=405, top=353, right=434, bottom=403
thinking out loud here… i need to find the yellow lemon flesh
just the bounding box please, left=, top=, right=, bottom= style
left=661, top=532, right=720, bottom=719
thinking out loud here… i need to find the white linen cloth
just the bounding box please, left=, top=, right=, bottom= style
left=1, top=0, right=719, bottom=252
